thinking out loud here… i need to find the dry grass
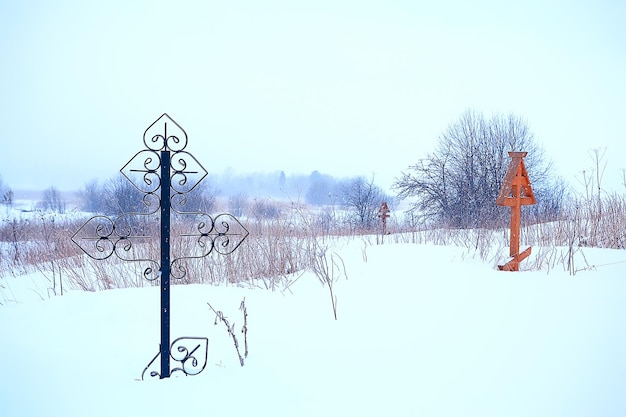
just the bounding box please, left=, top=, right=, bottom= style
left=0, top=193, right=624, bottom=302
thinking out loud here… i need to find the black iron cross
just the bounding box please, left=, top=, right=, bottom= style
left=72, top=114, right=249, bottom=379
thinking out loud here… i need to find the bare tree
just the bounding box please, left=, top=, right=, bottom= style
left=340, top=176, right=389, bottom=229
left=1, top=189, right=13, bottom=207
left=77, top=179, right=104, bottom=213
left=528, top=177, right=569, bottom=222
left=394, top=110, right=558, bottom=228
left=40, top=186, right=66, bottom=213
left=100, top=174, right=146, bottom=215
left=0, top=175, right=13, bottom=208
left=306, top=171, right=338, bottom=205
left=250, top=198, right=281, bottom=220
left=172, top=180, right=217, bottom=213
left=228, top=193, right=248, bottom=217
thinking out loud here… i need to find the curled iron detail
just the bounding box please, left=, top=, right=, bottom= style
left=143, top=113, right=188, bottom=152
left=170, top=337, right=208, bottom=376
left=173, top=212, right=249, bottom=266
left=170, top=151, right=207, bottom=194
left=72, top=213, right=158, bottom=277
left=121, top=150, right=162, bottom=195
left=141, top=336, right=209, bottom=380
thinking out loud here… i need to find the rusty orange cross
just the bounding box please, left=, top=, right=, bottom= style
left=378, top=201, right=390, bottom=235
left=496, top=152, right=536, bottom=271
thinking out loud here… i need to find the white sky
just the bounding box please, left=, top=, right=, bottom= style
left=1, top=0, right=624, bottom=193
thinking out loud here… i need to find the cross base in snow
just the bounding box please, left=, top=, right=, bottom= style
left=498, top=246, right=532, bottom=271
left=141, top=337, right=209, bottom=380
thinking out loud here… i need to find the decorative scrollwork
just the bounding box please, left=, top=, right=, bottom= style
left=170, top=150, right=208, bottom=194
left=71, top=214, right=160, bottom=280
left=71, top=215, right=118, bottom=260
left=140, top=192, right=161, bottom=215
left=143, top=113, right=188, bottom=152
left=173, top=213, right=249, bottom=266
left=74, top=215, right=132, bottom=248
left=212, top=213, right=250, bottom=255
left=141, top=337, right=209, bottom=380
left=120, top=150, right=161, bottom=194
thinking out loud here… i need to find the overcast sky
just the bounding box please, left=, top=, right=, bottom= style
left=1, top=0, right=624, bottom=194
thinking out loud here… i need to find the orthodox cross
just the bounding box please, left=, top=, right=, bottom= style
left=72, top=114, right=249, bottom=378
left=378, top=201, right=390, bottom=235
left=496, top=151, right=536, bottom=271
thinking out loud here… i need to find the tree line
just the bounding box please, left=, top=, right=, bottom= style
left=6, top=108, right=617, bottom=232
left=74, top=172, right=393, bottom=230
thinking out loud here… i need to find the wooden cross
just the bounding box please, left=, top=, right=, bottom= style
left=496, top=152, right=536, bottom=271
left=378, top=201, right=390, bottom=235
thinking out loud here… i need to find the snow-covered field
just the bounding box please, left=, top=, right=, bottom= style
left=1, top=240, right=626, bottom=417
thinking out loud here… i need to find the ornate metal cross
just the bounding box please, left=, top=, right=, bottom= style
left=72, top=114, right=249, bottom=379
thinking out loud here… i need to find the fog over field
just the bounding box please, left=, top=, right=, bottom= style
left=1, top=0, right=625, bottom=193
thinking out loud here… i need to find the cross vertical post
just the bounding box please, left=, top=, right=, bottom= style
left=160, top=149, right=171, bottom=378
left=510, top=170, right=521, bottom=257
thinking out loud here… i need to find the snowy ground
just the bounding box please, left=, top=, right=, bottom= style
left=1, top=240, right=626, bottom=417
